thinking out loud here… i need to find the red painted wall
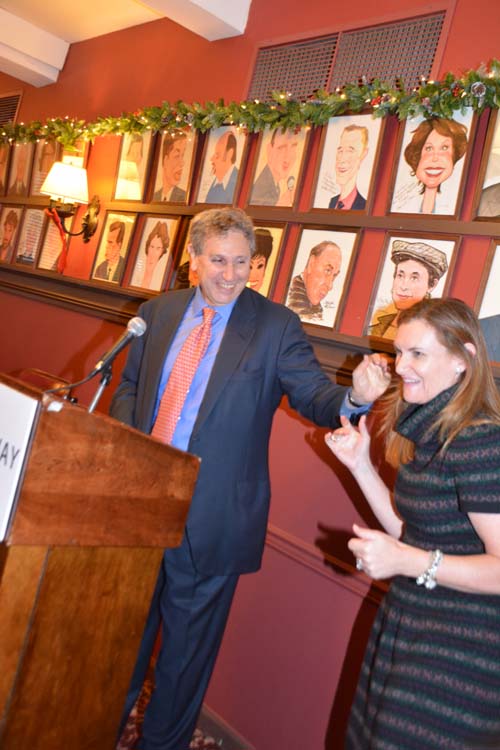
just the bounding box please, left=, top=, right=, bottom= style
left=1, top=1, right=499, bottom=747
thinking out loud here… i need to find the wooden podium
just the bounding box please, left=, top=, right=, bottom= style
left=0, top=374, right=200, bottom=749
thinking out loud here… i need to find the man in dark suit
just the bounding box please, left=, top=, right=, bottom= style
left=328, top=124, right=368, bottom=210
left=94, top=220, right=126, bottom=282
left=110, top=207, right=390, bottom=750
left=152, top=133, right=188, bottom=202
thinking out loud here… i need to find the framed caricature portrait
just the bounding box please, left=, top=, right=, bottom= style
left=284, top=227, right=358, bottom=328
left=247, top=224, right=286, bottom=297
left=15, top=208, right=46, bottom=266
left=91, top=212, right=136, bottom=284
left=365, top=233, right=458, bottom=340
left=30, top=140, right=60, bottom=196
left=0, top=205, right=23, bottom=263
left=169, top=233, right=196, bottom=291
left=475, top=111, right=500, bottom=219
left=248, top=128, right=307, bottom=208
left=195, top=126, right=247, bottom=205
left=7, top=142, right=34, bottom=198
left=62, top=138, right=90, bottom=169
left=114, top=132, right=153, bottom=201
left=478, top=240, right=500, bottom=319
left=313, top=113, right=384, bottom=211
left=477, top=240, right=500, bottom=361
left=151, top=131, right=196, bottom=204
left=389, top=110, right=474, bottom=217
left=37, top=220, right=67, bottom=272
left=129, top=216, right=180, bottom=291
left=0, top=143, right=10, bottom=197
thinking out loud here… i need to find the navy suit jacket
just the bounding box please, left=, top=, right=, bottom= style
left=205, top=166, right=238, bottom=204
left=110, top=287, right=345, bottom=575
left=328, top=189, right=366, bottom=210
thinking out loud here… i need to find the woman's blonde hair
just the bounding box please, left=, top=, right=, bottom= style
left=377, top=298, right=500, bottom=466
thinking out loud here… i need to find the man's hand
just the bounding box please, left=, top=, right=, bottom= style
left=351, top=353, right=391, bottom=405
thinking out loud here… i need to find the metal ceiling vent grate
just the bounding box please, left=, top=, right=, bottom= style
left=248, top=35, right=338, bottom=102
left=0, top=91, right=22, bottom=126
left=330, top=13, right=445, bottom=90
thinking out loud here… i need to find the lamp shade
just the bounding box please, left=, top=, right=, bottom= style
left=40, top=161, right=89, bottom=204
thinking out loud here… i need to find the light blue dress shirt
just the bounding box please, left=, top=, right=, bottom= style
left=154, top=287, right=237, bottom=451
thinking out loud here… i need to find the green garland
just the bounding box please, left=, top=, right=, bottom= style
left=2, top=59, right=500, bottom=149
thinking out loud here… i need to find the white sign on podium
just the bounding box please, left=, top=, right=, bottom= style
left=0, top=383, right=39, bottom=541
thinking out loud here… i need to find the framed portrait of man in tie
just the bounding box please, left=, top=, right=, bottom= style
left=91, top=211, right=136, bottom=285
left=247, top=127, right=309, bottom=209
left=312, top=113, right=384, bottom=213
left=195, top=126, right=247, bottom=206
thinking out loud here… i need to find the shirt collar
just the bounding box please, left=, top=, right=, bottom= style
left=192, top=285, right=238, bottom=323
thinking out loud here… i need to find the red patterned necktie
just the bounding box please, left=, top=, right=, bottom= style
left=151, top=306, right=215, bottom=444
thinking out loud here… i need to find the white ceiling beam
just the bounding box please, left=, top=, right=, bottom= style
left=0, top=8, right=69, bottom=87
left=144, top=0, right=251, bottom=40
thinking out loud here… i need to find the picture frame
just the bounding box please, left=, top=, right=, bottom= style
left=388, top=110, right=475, bottom=217
left=7, top=142, right=34, bottom=198
left=0, top=143, right=11, bottom=197
left=195, top=125, right=247, bottom=205
left=248, top=224, right=286, bottom=297
left=365, top=232, right=459, bottom=340
left=129, top=215, right=180, bottom=291
left=113, top=132, right=153, bottom=201
left=477, top=239, right=500, bottom=319
left=61, top=138, right=90, bottom=169
left=312, top=113, right=384, bottom=212
left=14, top=208, right=46, bottom=266
left=168, top=231, right=196, bottom=291
left=247, top=128, right=308, bottom=208
left=474, top=110, right=500, bottom=219
left=91, top=211, right=136, bottom=284
left=0, top=205, right=23, bottom=263
left=476, top=239, right=500, bottom=361
left=37, top=217, right=73, bottom=273
left=150, top=130, right=197, bottom=204
left=284, top=226, right=359, bottom=328
left=30, top=140, right=61, bottom=196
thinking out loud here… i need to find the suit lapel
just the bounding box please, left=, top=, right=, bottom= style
left=191, top=289, right=257, bottom=438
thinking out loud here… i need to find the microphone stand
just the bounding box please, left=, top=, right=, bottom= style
left=87, top=364, right=113, bottom=414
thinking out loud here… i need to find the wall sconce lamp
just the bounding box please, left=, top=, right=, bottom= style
left=40, top=162, right=100, bottom=243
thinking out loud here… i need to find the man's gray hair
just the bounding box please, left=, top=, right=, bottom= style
left=189, top=208, right=255, bottom=255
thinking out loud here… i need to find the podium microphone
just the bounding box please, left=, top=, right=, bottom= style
left=92, top=316, right=147, bottom=374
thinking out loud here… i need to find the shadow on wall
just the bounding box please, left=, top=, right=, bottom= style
left=324, top=589, right=380, bottom=748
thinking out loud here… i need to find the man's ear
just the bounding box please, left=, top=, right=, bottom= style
left=187, top=243, right=197, bottom=268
